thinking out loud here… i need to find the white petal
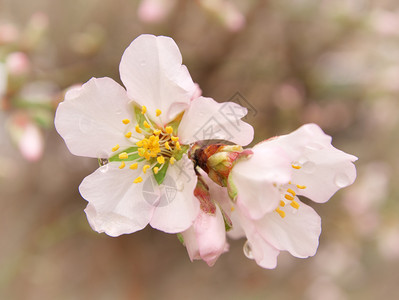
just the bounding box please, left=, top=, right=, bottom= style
left=182, top=205, right=227, bottom=266
left=119, top=34, right=196, bottom=124
left=256, top=198, right=322, bottom=258
left=54, top=77, right=135, bottom=158
left=178, top=97, right=254, bottom=146
left=79, top=163, right=155, bottom=237
left=149, top=156, right=200, bottom=233
left=237, top=210, right=280, bottom=269
left=231, top=144, right=292, bottom=219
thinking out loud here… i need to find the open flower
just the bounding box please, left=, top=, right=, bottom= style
left=55, top=34, right=253, bottom=236
left=228, top=123, right=357, bottom=268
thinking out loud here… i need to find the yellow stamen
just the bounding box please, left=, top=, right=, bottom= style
left=296, top=184, right=307, bottom=189
left=153, top=129, right=161, bottom=135
left=138, top=148, right=145, bottom=156
left=156, top=109, right=162, bottom=116
left=153, top=167, right=159, bottom=174
left=287, top=188, right=296, bottom=196
left=144, top=152, right=150, bottom=160
left=112, top=144, right=120, bottom=152
left=136, top=140, right=143, bottom=147
left=170, top=157, right=176, bottom=165
left=130, top=163, right=138, bottom=170
left=141, top=106, right=147, bottom=114
left=143, top=165, right=150, bottom=174
left=292, top=164, right=301, bottom=169
left=119, top=162, right=126, bottom=169
left=231, top=206, right=235, bottom=212
left=133, top=176, right=143, bottom=183
left=165, top=126, right=173, bottom=134
left=291, top=200, right=300, bottom=209
left=171, top=136, right=179, bottom=142
left=275, top=208, right=286, bottom=218
left=122, top=119, right=130, bottom=125
left=284, top=194, right=294, bottom=201
left=125, top=132, right=132, bottom=138
left=157, top=156, right=165, bottom=164
left=175, top=141, right=181, bottom=150
left=119, top=152, right=128, bottom=160
left=279, top=200, right=285, bottom=207
left=165, top=141, right=170, bottom=150
left=143, top=121, right=151, bottom=128
left=135, top=124, right=142, bottom=134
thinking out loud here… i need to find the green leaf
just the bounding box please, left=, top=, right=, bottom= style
left=109, top=147, right=140, bottom=162
left=153, top=161, right=169, bottom=185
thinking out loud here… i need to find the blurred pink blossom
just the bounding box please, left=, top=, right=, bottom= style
left=6, top=52, right=31, bottom=76
left=138, top=0, right=177, bottom=23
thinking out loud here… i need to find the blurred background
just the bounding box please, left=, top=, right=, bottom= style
left=1, top=0, right=398, bottom=299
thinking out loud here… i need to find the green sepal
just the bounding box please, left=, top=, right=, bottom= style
left=153, top=161, right=169, bottom=185
left=109, top=147, right=140, bottom=162
left=177, top=233, right=185, bottom=245
left=168, top=111, right=184, bottom=134
left=133, top=105, right=153, bottom=133
left=173, top=144, right=189, bottom=161
left=218, top=204, right=233, bottom=232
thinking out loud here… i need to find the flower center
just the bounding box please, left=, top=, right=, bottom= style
left=109, top=105, right=185, bottom=184
left=274, top=164, right=307, bottom=218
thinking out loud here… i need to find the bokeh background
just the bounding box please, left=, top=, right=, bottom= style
left=1, top=0, right=398, bottom=299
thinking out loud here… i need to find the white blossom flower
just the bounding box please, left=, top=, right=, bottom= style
left=228, top=123, right=357, bottom=268
left=55, top=34, right=253, bottom=237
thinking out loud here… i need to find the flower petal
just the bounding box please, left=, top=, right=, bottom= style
left=256, top=198, right=322, bottom=258
left=231, top=144, right=292, bottom=219
left=119, top=34, right=196, bottom=124
left=178, top=96, right=254, bottom=146
left=0, top=62, right=7, bottom=97
left=79, top=163, right=155, bottom=237
left=54, top=77, right=135, bottom=158
left=149, top=156, right=200, bottom=233
left=182, top=205, right=228, bottom=267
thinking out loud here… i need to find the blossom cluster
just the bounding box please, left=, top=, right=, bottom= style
left=55, top=34, right=357, bottom=268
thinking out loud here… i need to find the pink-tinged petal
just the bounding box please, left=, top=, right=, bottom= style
left=178, top=96, right=254, bottom=146
left=79, top=163, right=155, bottom=237
left=55, top=77, right=135, bottom=158
left=18, top=123, right=44, bottom=162
left=137, top=0, right=177, bottom=23
left=182, top=205, right=228, bottom=266
left=149, top=156, right=200, bottom=233
left=227, top=210, right=245, bottom=239
left=237, top=210, right=280, bottom=269
left=119, top=34, right=196, bottom=124
left=292, top=145, right=357, bottom=203
left=0, top=62, right=7, bottom=97
left=231, top=144, right=292, bottom=219
left=256, top=198, right=321, bottom=258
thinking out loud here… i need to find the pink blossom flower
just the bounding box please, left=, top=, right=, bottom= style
left=55, top=34, right=253, bottom=237
left=6, top=52, right=31, bottom=76
left=228, top=124, right=357, bottom=268
left=0, top=62, right=6, bottom=98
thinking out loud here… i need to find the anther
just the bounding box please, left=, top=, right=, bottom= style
left=138, top=148, right=145, bottom=156
left=292, top=164, right=301, bottom=169
left=135, top=124, right=142, bottom=134
left=275, top=208, right=286, bottom=218
left=130, top=163, right=138, bottom=170
left=231, top=206, right=235, bottom=212
left=296, top=184, right=306, bottom=189
left=125, top=132, right=132, bottom=138
left=284, top=194, right=294, bottom=201
left=157, top=156, right=165, bottom=164
left=156, top=109, right=162, bottom=117
left=112, top=144, right=120, bottom=152
left=165, top=126, right=173, bottom=134
left=153, top=167, right=159, bottom=174
left=122, top=119, right=130, bottom=125
left=133, top=176, right=143, bottom=183
left=143, top=165, right=150, bottom=173
left=153, top=129, right=161, bottom=135
left=119, top=162, right=126, bottom=169
left=175, top=141, right=181, bottom=150
left=141, top=106, right=147, bottom=114
left=171, top=136, right=179, bottom=142
left=119, top=152, right=128, bottom=160
left=279, top=200, right=285, bottom=207
left=287, top=188, right=296, bottom=196
left=143, top=121, right=151, bottom=129
left=290, top=200, right=300, bottom=209
left=165, top=141, right=170, bottom=150
left=170, top=157, right=176, bottom=165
